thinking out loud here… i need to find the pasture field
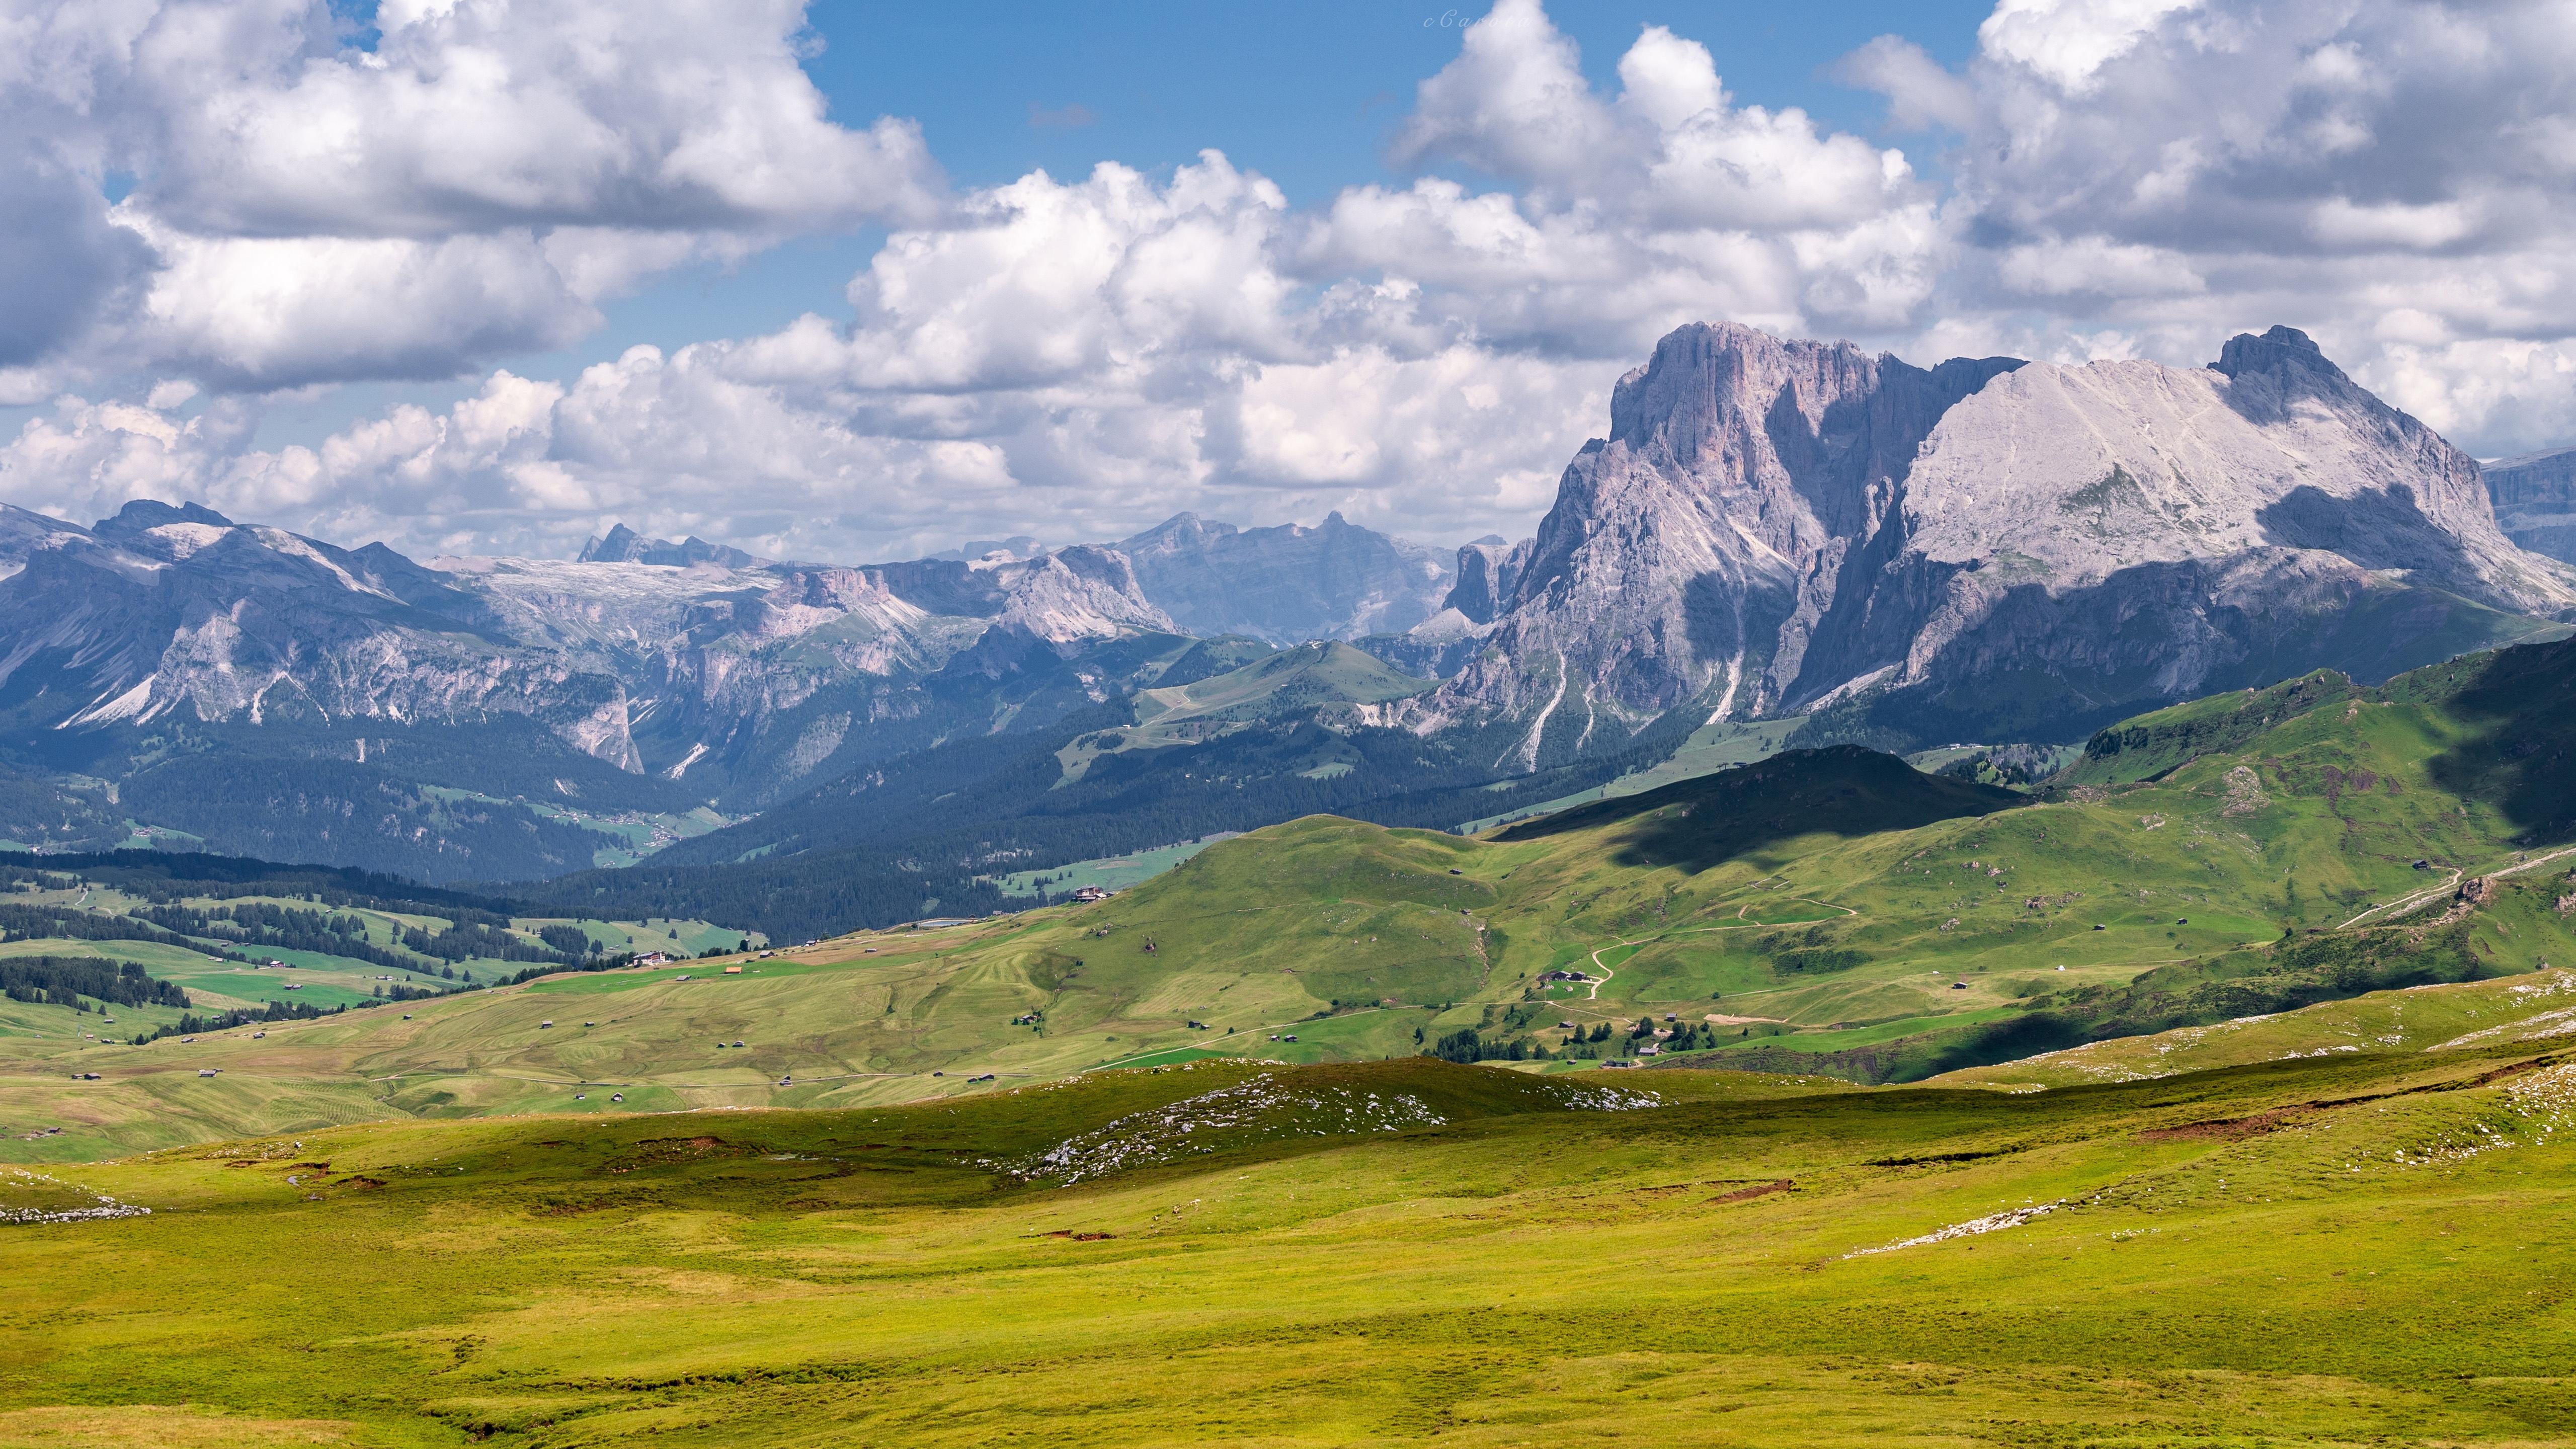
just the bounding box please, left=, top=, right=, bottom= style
left=995, top=835, right=1241, bottom=899
left=0, top=1038, right=2571, bottom=1447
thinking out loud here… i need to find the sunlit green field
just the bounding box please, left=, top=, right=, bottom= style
left=1, top=1037, right=2570, bottom=1447
left=996, top=835, right=1240, bottom=899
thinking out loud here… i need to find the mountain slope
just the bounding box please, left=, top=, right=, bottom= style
left=0, top=503, right=1196, bottom=878
left=1417, top=322, right=2575, bottom=767
left=1413, top=324, right=2021, bottom=767
left=1492, top=745, right=2023, bottom=870
left=1058, top=641, right=1433, bottom=782
left=5, top=633, right=2569, bottom=1174
left=1805, top=327, right=2575, bottom=740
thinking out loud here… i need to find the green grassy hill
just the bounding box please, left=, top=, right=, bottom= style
left=2, top=1038, right=2571, bottom=1446
left=6, top=635, right=2574, bottom=1161
left=1931, top=967, right=2576, bottom=1088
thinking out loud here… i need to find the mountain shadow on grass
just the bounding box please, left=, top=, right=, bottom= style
left=2387, top=633, right=2576, bottom=844
left=1492, top=746, right=2023, bottom=872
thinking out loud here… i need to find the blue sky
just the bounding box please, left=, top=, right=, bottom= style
left=253, top=0, right=1997, bottom=453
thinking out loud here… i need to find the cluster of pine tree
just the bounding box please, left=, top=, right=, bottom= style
left=129, top=997, right=344, bottom=1045
left=0, top=957, right=190, bottom=1011
left=1425, top=1027, right=1551, bottom=1063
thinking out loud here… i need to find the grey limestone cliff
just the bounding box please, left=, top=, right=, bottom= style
left=2485, top=446, right=2576, bottom=565
left=1413, top=323, right=2019, bottom=766
left=1417, top=323, right=2576, bottom=766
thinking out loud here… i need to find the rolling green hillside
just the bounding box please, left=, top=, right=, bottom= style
left=1, top=1039, right=2571, bottom=1446
left=5, top=635, right=2573, bottom=1161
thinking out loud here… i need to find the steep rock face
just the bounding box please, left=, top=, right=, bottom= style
left=0, top=498, right=1186, bottom=824
left=1421, top=322, right=2575, bottom=765
left=1903, top=329, right=2558, bottom=614
left=1354, top=535, right=1536, bottom=680
left=1416, top=323, right=2019, bottom=766
left=983, top=545, right=1176, bottom=646
left=1114, top=512, right=1452, bottom=643
left=1443, top=536, right=1533, bottom=625
left=2485, top=446, right=2576, bottom=565
left=1803, top=328, right=2576, bottom=735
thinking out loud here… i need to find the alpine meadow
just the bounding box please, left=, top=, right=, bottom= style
left=8, top=1, right=2576, bottom=1446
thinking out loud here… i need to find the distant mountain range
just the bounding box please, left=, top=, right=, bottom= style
left=1394, top=323, right=2574, bottom=767
left=1, top=319, right=2568, bottom=924
left=0, top=499, right=1474, bottom=884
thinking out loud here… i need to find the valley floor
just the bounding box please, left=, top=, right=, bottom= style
left=0, top=1045, right=2570, bottom=1446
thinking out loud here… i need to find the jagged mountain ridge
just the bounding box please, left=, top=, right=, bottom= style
left=438, top=542, right=1180, bottom=797
left=0, top=502, right=1181, bottom=774
left=0, top=498, right=1475, bottom=879
left=1411, top=323, right=2576, bottom=766
left=0, top=503, right=1202, bottom=877
left=577, top=524, right=767, bottom=570
left=0, top=499, right=625, bottom=754
left=1407, top=324, right=2022, bottom=766
left=10, top=327, right=2567, bottom=887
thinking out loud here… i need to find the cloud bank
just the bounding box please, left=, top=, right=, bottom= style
left=6, top=0, right=2576, bottom=561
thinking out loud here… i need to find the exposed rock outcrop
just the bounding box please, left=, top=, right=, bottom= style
left=0, top=503, right=1187, bottom=814
left=1413, top=323, right=2019, bottom=766
left=0, top=501, right=643, bottom=765
left=2484, top=446, right=2576, bottom=565
left=1444, top=536, right=1533, bottom=626
left=1417, top=323, right=2576, bottom=766
left=577, top=523, right=767, bottom=570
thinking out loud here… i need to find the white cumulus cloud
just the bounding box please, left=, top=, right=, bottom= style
left=13, top=0, right=2576, bottom=561
left=2, top=0, right=943, bottom=390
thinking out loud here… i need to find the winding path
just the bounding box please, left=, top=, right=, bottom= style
left=2337, top=843, right=2576, bottom=929
left=1558, top=897, right=1859, bottom=1016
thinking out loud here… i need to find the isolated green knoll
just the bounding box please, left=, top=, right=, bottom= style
left=0, top=1044, right=2571, bottom=1446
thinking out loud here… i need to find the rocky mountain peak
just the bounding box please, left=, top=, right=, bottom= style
left=96, top=499, right=235, bottom=536
left=2212, top=325, right=2337, bottom=382
left=579, top=525, right=765, bottom=569
left=1418, top=318, right=2576, bottom=766
left=1109, top=512, right=1451, bottom=645
left=1420, top=322, right=2023, bottom=767
left=1443, top=537, right=1532, bottom=625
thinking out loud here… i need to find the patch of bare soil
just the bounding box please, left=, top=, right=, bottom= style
left=2138, top=1106, right=2309, bottom=1142
left=605, top=1136, right=751, bottom=1174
